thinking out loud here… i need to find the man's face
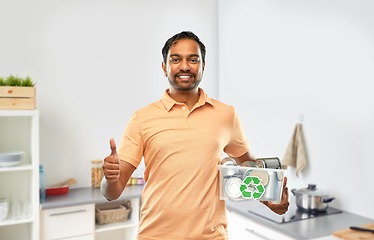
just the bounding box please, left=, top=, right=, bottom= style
left=162, top=38, right=205, bottom=91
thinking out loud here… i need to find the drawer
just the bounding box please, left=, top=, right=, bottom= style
left=61, top=234, right=94, bottom=240
left=227, top=210, right=295, bottom=240
left=41, top=204, right=95, bottom=240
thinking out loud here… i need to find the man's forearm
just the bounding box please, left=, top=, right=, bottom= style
left=232, top=149, right=256, bottom=165
left=101, top=178, right=125, bottom=201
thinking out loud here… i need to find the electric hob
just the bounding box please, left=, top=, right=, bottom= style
left=248, top=202, right=343, bottom=224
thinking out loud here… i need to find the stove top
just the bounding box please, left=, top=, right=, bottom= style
left=248, top=203, right=343, bottom=224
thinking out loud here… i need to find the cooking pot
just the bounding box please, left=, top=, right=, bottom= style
left=291, top=184, right=335, bottom=212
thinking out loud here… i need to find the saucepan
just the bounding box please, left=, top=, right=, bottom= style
left=291, top=184, right=335, bottom=212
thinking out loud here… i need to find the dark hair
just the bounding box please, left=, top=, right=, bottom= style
left=162, top=31, right=206, bottom=64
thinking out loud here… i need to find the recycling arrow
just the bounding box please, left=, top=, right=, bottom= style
left=240, top=176, right=265, bottom=199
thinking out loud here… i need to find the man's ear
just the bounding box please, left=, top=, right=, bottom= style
left=162, top=62, right=167, bottom=77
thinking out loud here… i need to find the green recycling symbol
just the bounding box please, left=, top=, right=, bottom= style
left=239, top=176, right=265, bottom=199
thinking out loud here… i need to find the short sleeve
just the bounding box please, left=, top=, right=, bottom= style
left=223, top=109, right=250, bottom=157
left=117, top=113, right=144, bottom=168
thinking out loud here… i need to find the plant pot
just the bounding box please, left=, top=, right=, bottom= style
left=0, top=86, right=35, bottom=110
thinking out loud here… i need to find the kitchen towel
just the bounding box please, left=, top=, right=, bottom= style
left=282, top=123, right=306, bottom=177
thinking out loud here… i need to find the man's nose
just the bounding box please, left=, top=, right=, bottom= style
left=179, top=60, right=190, bottom=71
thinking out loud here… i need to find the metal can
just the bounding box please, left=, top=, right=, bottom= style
left=255, top=157, right=281, bottom=169
left=220, top=157, right=238, bottom=176
left=243, top=169, right=270, bottom=187
left=240, top=161, right=257, bottom=168
left=224, top=177, right=243, bottom=198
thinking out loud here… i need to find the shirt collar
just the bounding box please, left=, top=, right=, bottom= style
left=161, top=88, right=214, bottom=112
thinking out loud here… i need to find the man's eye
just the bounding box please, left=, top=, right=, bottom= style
left=190, top=59, right=199, bottom=63
left=170, top=59, right=179, bottom=63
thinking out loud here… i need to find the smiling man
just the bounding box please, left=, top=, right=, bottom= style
left=101, top=31, right=289, bottom=240
left=163, top=36, right=204, bottom=92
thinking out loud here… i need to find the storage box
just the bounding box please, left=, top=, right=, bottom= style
left=0, top=86, right=35, bottom=110
left=218, top=165, right=286, bottom=204
left=95, top=201, right=131, bottom=224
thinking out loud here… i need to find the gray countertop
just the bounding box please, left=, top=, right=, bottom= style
left=40, top=185, right=373, bottom=239
left=226, top=197, right=374, bottom=239
left=40, top=185, right=143, bottom=210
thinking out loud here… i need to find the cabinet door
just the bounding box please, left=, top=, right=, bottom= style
left=41, top=204, right=95, bottom=240
left=227, top=210, right=295, bottom=240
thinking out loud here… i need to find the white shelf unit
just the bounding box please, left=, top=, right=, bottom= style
left=0, top=110, right=39, bottom=240
left=95, top=198, right=140, bottom=240
left=39, top=197, right=140, bottom=240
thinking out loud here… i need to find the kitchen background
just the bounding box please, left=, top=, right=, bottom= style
left=0, top=0, right=373, bottom=221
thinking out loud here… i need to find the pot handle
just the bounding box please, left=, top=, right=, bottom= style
left=291, top=189, right=296, bottom=196
left=321, top=197, right=335, bottom=203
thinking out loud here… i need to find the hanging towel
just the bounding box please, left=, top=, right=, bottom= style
left=282, top=123, right=306, bottom=177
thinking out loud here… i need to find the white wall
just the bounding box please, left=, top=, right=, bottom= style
left=218, top=0, right=374, bottom=219
left=0, top=0, right=218, bottom=186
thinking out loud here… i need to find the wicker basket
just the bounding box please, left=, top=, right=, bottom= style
left=95, top=201, right=131, bottom=224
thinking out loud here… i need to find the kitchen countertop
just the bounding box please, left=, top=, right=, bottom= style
left=40, top=185, right=373, bottom=239
left=226, top=198, right=374, bottom=239
left=40, top=185, right=143, bottom=210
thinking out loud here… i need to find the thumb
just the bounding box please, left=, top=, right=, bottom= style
left=109, top=138, right=119, bottom=159
left=283, top=176, right=288, bottom=186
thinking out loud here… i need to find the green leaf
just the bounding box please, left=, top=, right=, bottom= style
left=1, top=74, right=36, bottom=87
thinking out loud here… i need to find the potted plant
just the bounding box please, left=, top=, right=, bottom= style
left=0, top=74, right=36, bottom=110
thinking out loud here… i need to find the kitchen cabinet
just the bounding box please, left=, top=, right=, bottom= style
left=40, top=196, right=139, bottom=240
left=227, top=210, right=295, bottom=240
left=40, top=204, right=95, bottom=240
left=0, top=110, right=39, bottom=240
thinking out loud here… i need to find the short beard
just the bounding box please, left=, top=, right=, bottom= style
left=168, top=77, right=201, bottom=91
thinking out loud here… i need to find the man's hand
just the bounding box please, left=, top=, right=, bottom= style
left=261, top=177, right=289, bottom=215
left=102, top=138, right=121, bottom=182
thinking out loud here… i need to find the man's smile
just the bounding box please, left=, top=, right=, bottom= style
left=176, top=73, right=194, bottom=80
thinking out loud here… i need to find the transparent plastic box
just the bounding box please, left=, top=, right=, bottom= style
left=218, top=165, right=287, bottom=204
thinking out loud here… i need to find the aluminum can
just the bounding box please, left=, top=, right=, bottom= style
left=243, top=169, right=270, bottom=187
left=255, top=157, right=281, bottom=169
left=224, top=177, right=243, bottom=198
left=220, top=157, right=237, bottom=176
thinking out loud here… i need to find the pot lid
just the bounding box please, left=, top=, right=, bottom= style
left=294, top=184, right=329, bottom=196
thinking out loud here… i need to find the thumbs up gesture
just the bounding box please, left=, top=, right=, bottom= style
left=103, top=138, right=121, bottom=182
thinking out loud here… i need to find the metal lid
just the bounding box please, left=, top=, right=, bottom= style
left=255, top=159, right=265, bottom=168
left=295, top=184, right=329, bottom=196
left=224, top=177, right=242, bottom=198
left=220, top=157, right=237, bottom=166
left=241, top=161, right=257, bottom=168
left=244, top=169, right=269, bottom=187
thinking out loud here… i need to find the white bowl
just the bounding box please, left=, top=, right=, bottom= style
left=0, top=152, right=25, bottom=167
